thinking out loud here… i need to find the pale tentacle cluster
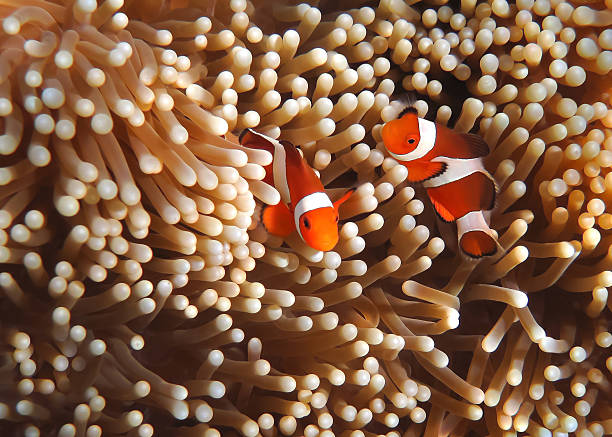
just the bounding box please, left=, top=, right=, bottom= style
left=0, top=0, right=611, bottom=436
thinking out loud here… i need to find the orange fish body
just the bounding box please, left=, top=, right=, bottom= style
left=240, top=129, right=352, bottom=252
left=382, top=108, right=497, bottom=258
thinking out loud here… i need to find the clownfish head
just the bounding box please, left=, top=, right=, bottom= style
left=295, top=189, right=354, bottom=252
left=298, top=206, right=339, bottom=252
left=381, top=107, right=420, bottom=155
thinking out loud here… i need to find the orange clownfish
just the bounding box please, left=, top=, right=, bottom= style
left=382, top=107, right=498, bottom=258
left=240, top=129, right=353, bottom=252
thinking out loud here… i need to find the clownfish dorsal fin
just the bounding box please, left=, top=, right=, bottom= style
left=239, top=128, right=265, bottom=145
left=239, top=128, right=277, bottom=151
left=333, top=189, right=355, bottom=211
left=279, top=140, right=302, bottom=163
left=459, top=133, right=490, bottom=157
left=279, top=140, right=302, bottom=159
left=398, top=106, right=418, bottom=118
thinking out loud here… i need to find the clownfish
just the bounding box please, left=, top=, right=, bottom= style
left=239, top=129, right=353, bottom=252
left=382, top=107, right=498, bottom=258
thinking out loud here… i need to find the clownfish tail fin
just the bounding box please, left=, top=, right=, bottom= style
left=459, top=231, right=497, bottom=258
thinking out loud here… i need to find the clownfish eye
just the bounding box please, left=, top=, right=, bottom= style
left=303, top=217, right=311, bottom=229
left=407, top=138, right=415, bottom=144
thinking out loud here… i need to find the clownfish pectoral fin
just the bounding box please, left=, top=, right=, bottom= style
left=430, top=197, right=456, bottom=222
left=333, top=189, right=355, bottom=211
left=406, top=162, right=447, bottom=183
left=460, top=133, right=491, bottom=157
left=459, top=231, right=497, bottom=258
left=261, top=202, right=295, bottom=237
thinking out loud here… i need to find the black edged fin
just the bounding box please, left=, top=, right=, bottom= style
left=398, top=106, right=418, bottom=118
left=488, top=189, right=496, bottom=211
left=479, top=244, right=497, bottom=258
left=460, top=133, right=491, bottom=157
left=463, top=251, right=481, bottom=259
left=460, top=231, right=498, bottom=258
left=462, top=247, right=497, bottom=259
left=389, top=93, right=417, bottom=119
left=482, top=171, right=497, bottom=211
left=432, top=203, right=455, bottom=223
left=406, top=161, right=447, bottom=183
left=280, top=139, right=304, bottom=164
left=429, top=193, right=456, bottom=223
left=279, top=140, right=297, bottom=150
left=422, top=162, right=448, bottom=182
left=238, top=128, right=253, bottom=144
left=257, top=203, right=274, bottom=235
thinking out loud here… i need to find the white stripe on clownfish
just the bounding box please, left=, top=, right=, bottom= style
left=456, top=210, right=498, bottom=241
left=423, top=156, right=487, bottom=188
left=293, top=191, right=334, bottom=240
left=457, top=211, right=492, bottom=239
left=386, top=117, right=437, bottom=162
left=245, top=130, right=291, bottom=203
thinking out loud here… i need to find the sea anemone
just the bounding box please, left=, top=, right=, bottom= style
left=0, top=0, right=611, bottom=436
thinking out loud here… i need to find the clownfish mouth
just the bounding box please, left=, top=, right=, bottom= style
left=309, top=234, right=339, bottom=252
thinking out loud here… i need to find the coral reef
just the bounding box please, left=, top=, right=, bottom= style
left=0, top=0, right=611, bottom=436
